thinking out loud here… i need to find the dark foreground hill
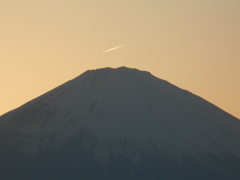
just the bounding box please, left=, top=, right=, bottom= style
left=1, top=67, right=240, bottom=180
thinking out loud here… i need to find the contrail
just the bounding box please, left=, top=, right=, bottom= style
left=103, top=44, right=126, bottom=53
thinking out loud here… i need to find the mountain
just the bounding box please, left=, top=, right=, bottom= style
left=0, top=67, right=240, bottom=180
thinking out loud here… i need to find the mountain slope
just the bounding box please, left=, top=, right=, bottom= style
left=0, top=67, right=240, bottom=180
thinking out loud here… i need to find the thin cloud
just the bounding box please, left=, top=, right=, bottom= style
left=103, top=44, right=126, bottom=53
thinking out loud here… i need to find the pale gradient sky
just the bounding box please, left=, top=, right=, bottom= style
left=1, top=0, right=239, bottom=119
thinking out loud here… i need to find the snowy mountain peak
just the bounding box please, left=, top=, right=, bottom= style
left=73, top=66, right=152, bottom=85
left=1, top=67, right=240, bottom=180
left=0, top=67, right=240, bottom=180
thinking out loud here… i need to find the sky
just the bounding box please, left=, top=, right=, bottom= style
left=0, top=0, right=239, bottom=119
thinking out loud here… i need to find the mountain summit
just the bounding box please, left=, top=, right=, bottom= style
left=1, top=67, right=240, bottom=180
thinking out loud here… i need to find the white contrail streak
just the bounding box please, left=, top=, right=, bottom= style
left=103, top=44, right=126, bottom=53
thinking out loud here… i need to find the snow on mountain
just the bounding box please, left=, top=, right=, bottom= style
left=0, top=67, right=240, bottom=179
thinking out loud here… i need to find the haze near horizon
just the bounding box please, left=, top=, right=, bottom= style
left=1, top=0, right=239, bottom=118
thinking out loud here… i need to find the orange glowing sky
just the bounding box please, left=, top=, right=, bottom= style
left=1, top=0, right=239, bottom=119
